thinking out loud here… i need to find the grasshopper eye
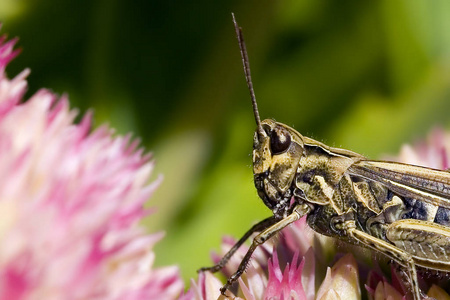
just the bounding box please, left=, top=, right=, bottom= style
left=270, top=127, right=291, bottom=154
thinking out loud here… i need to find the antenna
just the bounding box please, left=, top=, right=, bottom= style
left=232, top=13, right=264, bottom=134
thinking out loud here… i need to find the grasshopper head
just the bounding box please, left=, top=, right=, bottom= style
left=231, top=15, right=307, bottom=217
left=253, top=119, right=305, bottom=216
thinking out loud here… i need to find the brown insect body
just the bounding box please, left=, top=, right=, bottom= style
left=253, top=118, right=450, bottom=299
left=198, top=14, right=450, bottom=300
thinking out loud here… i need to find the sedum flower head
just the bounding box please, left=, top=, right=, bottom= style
left=394, top=128, right=449, bottom=170
left=264, top=251, right=305, bottom=299
left=183, top=218, right=317, bottom=300
left=0, top=31, right=183, bottom=299
left=315, top=254, right=360, bottom=300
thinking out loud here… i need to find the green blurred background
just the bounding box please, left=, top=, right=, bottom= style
left=3, top=0, right=450, bottom=283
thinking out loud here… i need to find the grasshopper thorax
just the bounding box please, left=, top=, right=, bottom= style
left=253, top=119, right=305, bottom=217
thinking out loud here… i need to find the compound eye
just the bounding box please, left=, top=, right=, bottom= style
left=270, top=127, right=291, bottom=154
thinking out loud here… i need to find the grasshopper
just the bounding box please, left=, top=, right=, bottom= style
left=199, top=14, right=450, bottom=300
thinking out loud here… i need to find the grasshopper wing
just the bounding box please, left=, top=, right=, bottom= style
left=348, top=160, right=450, bottom=209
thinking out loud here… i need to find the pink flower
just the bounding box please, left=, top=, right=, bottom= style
left=315, top=254, right=361, bottom=300
left=365, top=265, right=409, bottom=300
left=184, top=218, right=316, bottom=300
left=393, top=128, right=449, bottom=170
left=263, top=251, right=305, bottom=300
left=0, top=30, right=183, bottom=299
left=179, top=272, right=228, bottom=300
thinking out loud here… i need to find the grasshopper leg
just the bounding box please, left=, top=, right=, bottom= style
left=219, top=205, right=307, bottom=296
left=385, top=219, right=450, bottom=271
left=198, top=216, right=278, bottom=274
left=339, top=219, right=422, bottom=300
left=385, top=219, right=450, bottom=299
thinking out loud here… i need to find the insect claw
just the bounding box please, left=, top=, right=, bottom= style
left=220, top=285, right=231, bottom=297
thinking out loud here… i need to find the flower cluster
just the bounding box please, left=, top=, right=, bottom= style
left=3, top=25, right=450, bottom=300
left=182, top=218, right=361, bottom=300
left=0, top=31, right=183, bottom=299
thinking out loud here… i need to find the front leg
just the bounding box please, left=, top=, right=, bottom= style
left=220, top=204, right=310, bottom=296
left=198, top=216, right=278, bottom=274
left=336, top=218, right=422, bottom=300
